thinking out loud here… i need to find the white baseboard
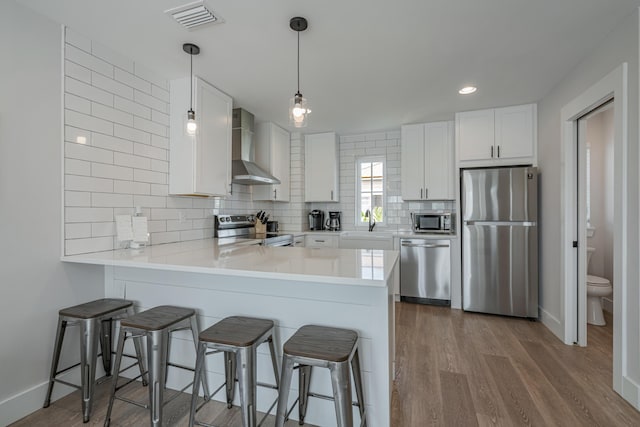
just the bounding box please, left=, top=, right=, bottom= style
left=0, top=380, right=75, bottom=426
left=622, top=376, right=640, bottom=410
left=539, top=306, right=565, bottom=342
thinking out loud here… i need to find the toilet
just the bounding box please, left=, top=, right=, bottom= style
left=586, top=247, right=612, bottom=326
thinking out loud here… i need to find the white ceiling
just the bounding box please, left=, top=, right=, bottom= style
left=16, top=0, right=640, bottom=134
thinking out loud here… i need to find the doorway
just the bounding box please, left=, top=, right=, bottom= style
left=560, top=63, right=627, bottom=398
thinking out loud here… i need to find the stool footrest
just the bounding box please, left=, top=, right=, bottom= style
left=52, top=378, right=82, bottom=390
left=115, top=395, right=148, bottom=409
left=167, top=361, right=196, bottom=373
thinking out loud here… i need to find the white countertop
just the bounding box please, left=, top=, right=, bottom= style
left=62, top=238, right=399, bottom=288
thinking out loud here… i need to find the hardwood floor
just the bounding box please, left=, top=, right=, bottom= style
left=11, top=305, right=639, bottom=426
left=391, top=304, right=639, bottom=426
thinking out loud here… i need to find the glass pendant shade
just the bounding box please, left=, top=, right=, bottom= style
left=186, top=109, right=197, bottom=135
left=289, top=92, right=311, bottom=128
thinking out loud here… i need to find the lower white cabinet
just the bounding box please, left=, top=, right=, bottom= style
left=305, top=234, right=339, bottom=248
left=293, top=235, right=305, bottom=247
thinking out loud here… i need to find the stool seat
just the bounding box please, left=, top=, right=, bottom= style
left=59, top=298, right=133, bottom=319
left=120, top=305, right=195, bottom=330
left=199, top=316, right=274, bottom=347
left=283, top=325, right=358, bottom=362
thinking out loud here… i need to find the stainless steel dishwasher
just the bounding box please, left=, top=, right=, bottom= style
left=400, top=238, right=451, bottom=305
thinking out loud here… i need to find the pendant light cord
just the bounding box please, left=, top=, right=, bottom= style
left=297, top=31, right=300, bottom=93
left=189, top=49, right=194, bottom=110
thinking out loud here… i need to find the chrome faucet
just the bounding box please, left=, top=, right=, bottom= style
left=365, top=209, right=376, bottom=232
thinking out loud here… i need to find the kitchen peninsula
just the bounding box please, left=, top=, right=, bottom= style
left=62, top=239, right=398, bottom=426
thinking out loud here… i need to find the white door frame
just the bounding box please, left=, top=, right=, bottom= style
left=560, top=63, right=627, bottom=395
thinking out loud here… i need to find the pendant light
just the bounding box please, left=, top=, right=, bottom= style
left=183, top=43, right=200, bottom=135
left=289, top=17, right=311, bottom=128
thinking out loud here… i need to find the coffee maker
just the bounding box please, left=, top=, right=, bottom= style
left=326, top=211, right=341, bottom=231
left=309, top=210, right=324, bottom=231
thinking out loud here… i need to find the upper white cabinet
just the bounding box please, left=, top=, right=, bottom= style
left=305, top=132, right=339, bottom=202
left=401, top=121, right=454, bottom=200
left=169, top=76, right=232, bottom=196
left=253, top=122, right=290, bottom=202
left=456, top=103, right=536, bottom=166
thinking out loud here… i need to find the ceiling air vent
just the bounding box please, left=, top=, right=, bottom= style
left=165, top=1, right=223, bottom=30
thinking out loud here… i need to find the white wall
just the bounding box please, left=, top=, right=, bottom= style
left=538, top=8, right=639, bottom=389
left=0, top=2, right=105, bottom=425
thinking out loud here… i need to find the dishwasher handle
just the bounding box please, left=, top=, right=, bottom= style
left=401, top=241, right=449, bottom=248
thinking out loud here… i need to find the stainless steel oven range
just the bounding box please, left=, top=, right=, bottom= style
left=214, top=214, right=293, bottom=247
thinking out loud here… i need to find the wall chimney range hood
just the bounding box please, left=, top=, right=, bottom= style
left=231, top=108, right=280, bottom=185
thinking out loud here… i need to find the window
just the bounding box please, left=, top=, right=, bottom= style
left=357, top=157, right=385, bottom=225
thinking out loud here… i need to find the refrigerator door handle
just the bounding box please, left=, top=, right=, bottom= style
left=464, top=220, right=536, bottom=227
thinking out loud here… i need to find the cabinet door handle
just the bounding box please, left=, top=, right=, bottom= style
left=425, top=188, right=428, bottom=199
left=331, top=190, right=334, bottom=201
left=274, top=188, right=277, bottom=199
left=497, top=145, right=500, bottom=158
left=420, top=188, right=423, bottom=199
left=491, top=146, right=494, bottom=158
left=315, top=239, right=325, bottom=243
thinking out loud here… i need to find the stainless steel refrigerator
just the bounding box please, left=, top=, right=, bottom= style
left=461, top=166, right=538, bottom=318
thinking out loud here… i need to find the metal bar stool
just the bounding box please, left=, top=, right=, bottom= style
left=43, top=298, right=145, bottom=423
left=104, top=305, right=210, bottom=427
left=189, top=316, right=280, bottom=427
left=275, top=325, right=366, bottom=427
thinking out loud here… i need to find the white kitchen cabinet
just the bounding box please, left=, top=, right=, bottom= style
left=305, top=132, right=339, bottom=202
left=456, top=103, right=536, bottom=167
left=305, top=234, right=339, bottom=248
left=169, top=76, right=232, bottom=196
left=253, top=122, right=290, bottom=202
left=401, top=121, right=454, bottom=200
left=293, top=235, right=305, bottom=247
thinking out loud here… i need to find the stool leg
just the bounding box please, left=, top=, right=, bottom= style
left=329, top=361, right=353, bottom=427
left=80, top=318, right=100, bottom=422
left=104, top=327, right=126, bottom=427
left=147, top=329, right=168, bottom=427
left=43, top=317, right=67, bottom=408
left=298, top=365, right=312, bottom=425
left=268, top=335, right=280, bottom=389
left=189, top=341, right=207, bottom=427
left=126, top=306, right=148, bottom=386
left=351, top=348, right=366, bottom=426
left=224, top=351, right=236, bottom=408
left=275, top=355, right=295, bottom=427
left=189, top=314, right=210, bottom=398
left=236, top=346, right=257, bottom=427
left=100, top=318, right=113, bottom=375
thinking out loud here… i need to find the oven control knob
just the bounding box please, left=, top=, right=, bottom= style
left=248, top=215, right=255, bottom=222
left=220, top=217, right=226, bottom=222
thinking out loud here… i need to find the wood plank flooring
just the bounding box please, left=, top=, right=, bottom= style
left=11, top=305, right=640, bottom=426
left=391, top=304, right=640, bottom=426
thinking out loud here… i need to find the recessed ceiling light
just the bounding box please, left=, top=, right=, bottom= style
left=459, top=86, right=477, bottom=95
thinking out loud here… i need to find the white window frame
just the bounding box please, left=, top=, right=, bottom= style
left=355, top=156, right=386, bottom=227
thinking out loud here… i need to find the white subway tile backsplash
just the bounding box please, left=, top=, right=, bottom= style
left=66, top=109, right=113, bottom=135
left=65, top=28, right=91, bottom=52
left=91, top=192, right=133, bottom=207
left=93, top=133, right=134, bottom=154
left=147, top=220, right=167, bottom=233
left=65, top=60, right=91, bottom=83
left=134, top=63, right=168, bottom=90
left=65, top=126, right=91, bottom=144
left=115, top=68, right=152, bottom=93
left=91, top=221, right=116, bottom=237
left=66, top=175, right=113, bottom=193
left=92, top=102, right=134, bottom=126
left=114, top=180, right=151, bottom=195
left=134, top=90, right=168, bottom=113
left=150, top=184, right=168, bottom=196
left=166, top=197, right=193, bottom=209
left=134, top=143, right=167, bottom=161
left=152, top=85, right=170, bottom=103
left=65, top=77, right=114, bottom=107
left=92, top=72, right=134, bottom=100
left=151, top=135, right=169, bottom=150
left=114, top=152, right=150, bottom=169
left=151, top=110, right=170, bottom=126
left=151, top=208, right=180, bottom=220
left=65, top=158, right=91, bottom=176
left=92, top=163, right=134, bottom=181
left=91, top=41, right=134, bottom=73
left=134, top=169, right=166, bottom=184
left=65, top=223, right=92, bottom=239
left=151, top=159, right=168, bottom=173
left=65, top=236, right=114, bottom=255
left=180, top=229, right=205, bottom=241
left=134, top=116, right=167, bottom=137
left=66, top=142, right=113, bottom=163
left=66, top=191, right=91, bottom=207
left=66, top=44, right=113, bottom=77
left=66, top=207, right=113, bottom=223
left=166, top=220, right=193, bottom=231
left=133, top=195, right=166, bottom=208
left=150, top=231, right=180, bottom=245
left=114, top=124, right=151, bottom=145
left=65, top=93, right=91, bottom=114
left=115, top=96, right=152, bottom=119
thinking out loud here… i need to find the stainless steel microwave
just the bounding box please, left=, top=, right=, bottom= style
left=411, top=212, right=454, bottom=234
